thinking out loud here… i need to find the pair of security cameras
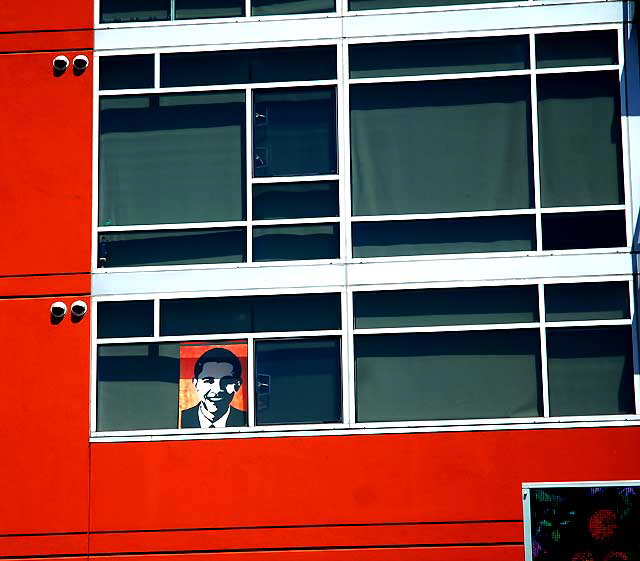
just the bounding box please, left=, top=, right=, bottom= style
left=50, top=300, right=88, bottom=319
left=53, top=55, right=90, bottom=72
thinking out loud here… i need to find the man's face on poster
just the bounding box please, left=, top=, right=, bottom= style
left=193, top=361, right=241, bottom=417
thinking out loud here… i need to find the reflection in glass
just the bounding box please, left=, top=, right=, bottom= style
left=101, top=0, right=170, bottom=22
left=253, top=224, right=340, bottom=261
left=545, top=282, right=630, bottom=322
left=541, top=211, right=626, bottom=250
left=253, top=181, right=339, bottom=220
left=175, top=0, right=244, bottom=19
left=99, top=55, right=155, bottom=90
left=252, top=0, right=335, bottom=15
left=535, top=30, right=618, bottom=69
left=98, top=300, right=155, bottom=338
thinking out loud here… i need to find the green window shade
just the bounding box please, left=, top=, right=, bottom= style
left=252, top=0, right=335, bottom=15
left=99, top=93, right=246, bottom=226
left=97, top=343, right=179, bottom=431
left=254, top=87, right=337, bottom=177
left=101, top=0, right=169, bottom=22
left=355, top=330, right=542, bottom=422
left=98, top=228, right=246, bottom=268
left=99, top=55, right=155, bottom=90
left=349, top=0, right=511, bottom=10
left=541, top=211, right=626, bottom=250
left=255, top=337, right=342, bottom=425
left=538, top=71, right=623, bottom=207
left=535, top=30, right=618, bottom=69
left=354, top=285, right=538, bottom=329
left=175, top=0, right=245, bottom=19
left=350, top=77, right=533, bottom=216
left=350, top=36, right=529, bottom=79
left=98, top=301, right=155, bottom=338
left=352, top=216, right=536, bottom=258
left=253, top=181, right=339, bottom=220
left=547, top=327, right=635, bottom=416
left=253, top=224, right=339, bottom=261
left=545, top=282, right=630, bottom=322
left=160, top=293, right=341, bottom=335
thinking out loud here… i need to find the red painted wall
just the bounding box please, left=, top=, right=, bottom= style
left=0, top=0, right=93, bottom=33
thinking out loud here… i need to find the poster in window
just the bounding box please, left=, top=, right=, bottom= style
left=178, top=340, right=248, bottom=429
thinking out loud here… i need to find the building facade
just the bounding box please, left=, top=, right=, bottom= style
left=1, top=1, right=640, bottom=560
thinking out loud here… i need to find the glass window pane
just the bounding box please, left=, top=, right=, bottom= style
left=354, top=285, right=539, bottom=329
left=352, top=216, right=536, bottom=258
left=97, top=343, right=179, bottom=431
left=536, top=30, right=618, bottom=69
left=160, top=293, right=341, bottom=335
left=98, top=228, right=246, bottom=268
left=253, top=224, right=339, bottom=261
left=547, top=327, right=635, bottom=416
left=255, top=337, right=342, bottom=425
left=349, top=0, right=511, bottom=10
left=350, top=77, right=533, bottom=215
left=161, top=46, right=336, bottom=88
left=254, top=87, right=337, bottom=177
left=541, top=211, right=626, bottom=250
left=545, top=282, right=630, bottom=322
left=101, top=0, right=170, bottom=23
left=355, top=330, right=542, bottom=422
left=538, top=71, right=623, bottom=207
left=350, top=36, right=529, bottom=79
left=253, top=181, right=339, bottom=220
left=98, top=301, right=155, bottom=338
left=175, top=0, right=244, bottom=19
left=252, top=0, right=335, bottom=15
left=99, top=55, right=154, bottom=90
left=99, top=92, right=246, bottom=226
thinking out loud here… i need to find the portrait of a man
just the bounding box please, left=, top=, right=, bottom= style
left=180, top=347, right=247, bottom=429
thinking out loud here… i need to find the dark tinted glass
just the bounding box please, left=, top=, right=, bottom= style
left=355, top=330, right=542, bottom=422
left=538, top=71, right=623, bottom=207
left=253, top=181, right=339, bottom=219
left=351, top=78, right=533, bottom=215
left=254, top=87, right=337, bottom=177
left=255, top=337, right=342, bottom=425
left=253, top=224, right=340, bottom=261
left=545, top=282, right=630, bottom=321
left=99, top=93, right=246, bottom=226
left=98, top=228, right=246, bottom=268
left=161, top=46, right=336, bottom=87
left=547, top=327, right=635, bottom=416
left=98, top=301, right=155, bottom=338
left=536, top=30, right=618, bottom=68
left=99, top=55, right=154, bottom=90
left=101, top=0, right=169, bottom=23
left=252, top=0, right=335, bottom=16
left=160, top=293, right=341, bottom=335
left=350, top=36, right=529, bottom=78
left=97, top=343, right=179, bottom=431
left=352, top=216, right=536, bottom=257
left=175, top=0, right=244, bottom=19
left=349, top=0, right=511, bottom=10
left=541, top=211, right=626, bottom=250
left=354, top=285, right=538, bottom=329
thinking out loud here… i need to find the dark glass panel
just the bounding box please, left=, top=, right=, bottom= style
left=354, top=285, right=538, bottom=329
left=349, top=0, right=511, bottom=10
left=254, top=87, right=337, bottom=177
left=253, top=181, right=339, bottom=220
left=547, top=326, right=635, bottom=416
left=98, top=301, right=155, bottom=338
left=545, top=282, right=630, bottom=321
left=536, top=30, right=618, bottom=69
left=255, top=337, right=342, bottom=425
left=352, top=216, right=536, bottom=257
left=101, top=0, right=169, bottom=23
left=541, top=211, right=626, bottom=250
left=351, top=77, right=533, bottom=215
left=99, top=55, right=154, bottom=90
left=350, top=36, right=529, bottom=78
left=252, top=0, right=335, bottom=15
left=98, top=228, right=246, bottom=268
left=253, top=224, right=339, bottom=261
left=355, top=330, right=542, bottom=422
left=175, top=0, right=244, bottom=19
left=99, top=92, right=246, bottom=226
left=97, top=343, right=179, bottom=430
left=538, top=71, right=623, bottom=207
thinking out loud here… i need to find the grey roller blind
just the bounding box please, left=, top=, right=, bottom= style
left=175, top=0, right=245, bottom=19
left=98, top=301, right=155, bottom=338
left=350, top=77, right=533, bottom=216
left=355, top=330, right=542, bottom=422
left=100, top=0, right=170, bottom=22
left=253, top=224, right=340, bottom=261
left=99, top=55, right=155, bottom=90
left=252, top=181, right=339, bottom=220
left=252, top=0, right=335, bottom=15
left=99, top=92, right=246, bottom=226
left=535, top=30, right=618, bottom=69
left=545, top=282, right=630, bottom=322
left=349, top=0, right=510, bottom=10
